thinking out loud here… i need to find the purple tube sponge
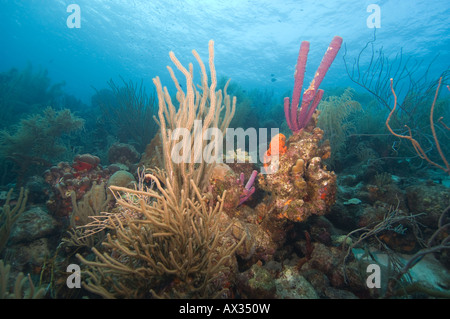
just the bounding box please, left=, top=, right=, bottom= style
left=239, top=170, right=258, bottom=206
left=284, top=36, right=343, bottom=133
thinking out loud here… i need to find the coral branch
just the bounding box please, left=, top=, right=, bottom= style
left=386, top=77, right=449, bottom=175
left=0, top=187, right=28, bottom=254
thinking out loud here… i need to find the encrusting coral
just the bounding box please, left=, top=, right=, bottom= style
left=259, top=118, right=337, bottom=223
left=44, top=154, right=113, bottom=219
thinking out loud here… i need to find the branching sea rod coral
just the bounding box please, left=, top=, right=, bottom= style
left=77, top=175, right=244, bottom=298
left=386, top=77, right=449, bottom=175
left=76, top=41, right=243, bottom=298
left=151, top=39, right=236, bottom=197
left=0, top=259, right=46, bottom=299
left=0, top=187, right=28, bottom=254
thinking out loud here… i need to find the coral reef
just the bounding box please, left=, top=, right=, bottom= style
left=106, top=170, right=136, bottom=190
left=77, top=176, right=243, bottom=298
left=317, top=87, right=363, bottom=167
left=238, top=170, right=258, bottom=205
left=0, top=107, right=84, bottom=161
left=5, top=206, right=60, bottom=276
left=386, top=77, right=449, bottom=175
left=208, top=164, right=258, bottom=214
left=107, top=142, right=140, bottom=166
left=43, top=154, right=115, bottom=218
left=256, top=36, right=340, bottom=225
left=75, top=40, right=242, bottom=299
left=405, top=182, right=450, bottom=229
left=259, top=120, right=337, bottom=223
left=93, top=77, right=158, bottom=153
left=0, top=259, right=46, bottom=299
left=0, top=107, right=84, bottom=185
left=0, top=188, right=28, bottom=254
left=1, top=35, right=449, bottom=301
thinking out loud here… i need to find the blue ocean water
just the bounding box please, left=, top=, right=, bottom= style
left=1, top=0, right=449, bottom=103
left=0, top=0, right=449, bottom=302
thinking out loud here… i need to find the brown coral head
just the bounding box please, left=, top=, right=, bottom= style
left=72, top=154, right=100, bottom=172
